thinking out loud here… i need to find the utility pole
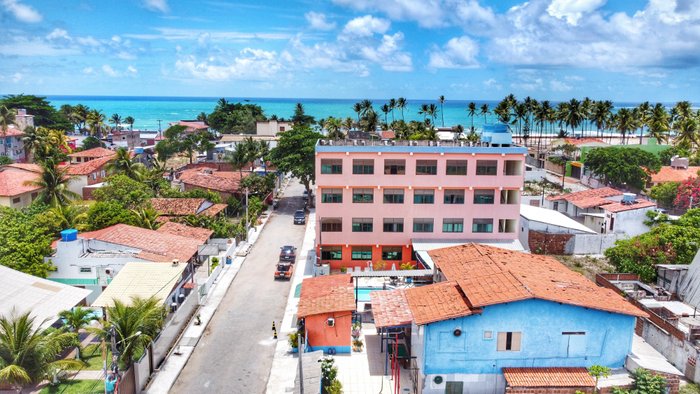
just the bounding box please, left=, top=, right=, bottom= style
left=245, top=188, right=249, bottom=243
left=157, top=119, right=162, bottom=138
left=298, top=332, right=304, bottom=394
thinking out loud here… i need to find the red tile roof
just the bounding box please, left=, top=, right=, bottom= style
left=601, top=199, right=656, bottom=213
left=546, top=187, right=621, bottom=208
left=563, top=137, right=607, bottom=146
left=0, top=165, right=42, bottom=196
left=404, top=281, right=475, bottom=325
left=202, top=203, right=227, bottom=217
left=650, top=166, right=700, bottom=184
left=381, top=130, right=396, bottom=139
left=150, top=198, right=227, bottom=218
left=370, top=289, right=413, bottom=328
left=297, top=274, right=355, bottom=318
left=77, top=223, right=203, bottom=262
left=65, top=155, right=114, bottom=175
left=503, top=367, right=595, bottom=388
left=68, top=147, right=115, bottom=159
left=156, top=221, right=213, bottom=243
left=428, top=244, right=646, bottom=318
left=2, top=126, right=24, bottom=137
left=178, top=169, right=245, bottom=193
left=172, top=121, right=208, bottom=131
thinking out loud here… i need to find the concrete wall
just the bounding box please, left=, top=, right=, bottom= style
left=570, top=233, right=624, bottom=255
left=609, top=207, right=654, bottom=237
left=421, top=373, right=505, bottom=394
left=527, top=230, right=574, bottom=254
left=305, top=311, right=353, bottom=353
left=524, top=165, right=546, bottom=182
left=638, top=318, right=700, bottom=383
left=152, top=289, right=199, bottom=368
left=67, top=176, right=88, bottom=198
left=0, top=190, right=38, bottom=209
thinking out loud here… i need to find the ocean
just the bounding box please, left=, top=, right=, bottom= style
left=46, top=95, right=652, bottom=133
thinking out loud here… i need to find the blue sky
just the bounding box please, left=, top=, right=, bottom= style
left=0, top=0, right=698, bottom=102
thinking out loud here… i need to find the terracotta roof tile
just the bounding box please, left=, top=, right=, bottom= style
left=370, top=289, right=413, bottom=328
left=2, top=126, right=24, bottom=137
left=503, top=367, right=595, bottom=388
left=77, top=223, right=203, bottom=262
left=297, top=274, right=355, bottom=317
left=0, top=165, right=42, bottom=196
left=151, top=198, right=206, bottom=216
left=65, top=155, right=114, bottom=175
left=651, top=166, right=700, bottom=184
left=5, top=163, right=42, bottom=173
left=404, top=281, right=474, bottom=325
left=428, top=244, right=646, bottom=318
left=156, top=221, right=213, bottom=243
left=178, top=169, right=245, bottom=193
left=68, top=147, right=115, bottom=159
left=381, top=130, right=396, bottom=139
left=601, top=199, right=656, bottom=213
left=201, top=203, right=227, bottom=217
left=546, top=187, right=621, bottom=207
left=563, top=137, right=607, bottom=146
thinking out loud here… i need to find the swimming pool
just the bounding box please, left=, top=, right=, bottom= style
left=355, top=287, right=391, bottom=302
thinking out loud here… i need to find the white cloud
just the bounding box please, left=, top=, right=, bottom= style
left=125, top=27, right=290, bottom=42
left=305, top=12, right=336, bottom=31
left=46, top=28, right=70, bottom=41
left=359, top=32, right=412, bottom=71
left=288, top=36, right=369, bottom=76
left=332, top=0, right=445, bottom=28
left=428, top=36, right=479, bottom=69
left=11, top=72, right=22, bottom=83
left=483, top=78, right=502, bottom=90
left=82, top=67, right=95, bottom=75
left=1, top=0, right=42, bottom=23
left=550, top=79, right=573, bottom=91
left=342, top=15, right=390, bottom=37
left=175, top=48, right=282, bottom=81
left=127, top=65, right=138, bottom=75
left=546, top=0, right=606, bottom=25
left=143, top=0, right=168, bottom=13
left=102, top=65, right=119, bottom=77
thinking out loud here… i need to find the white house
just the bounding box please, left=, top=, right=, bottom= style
left=519, top=204, right=596, bottom=253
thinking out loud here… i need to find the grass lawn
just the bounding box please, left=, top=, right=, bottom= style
left=71, top=344, right=110, bottom=371
left=40, top=379, right=102, bottom=394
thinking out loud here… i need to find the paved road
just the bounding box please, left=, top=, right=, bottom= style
left=171, top=180, right=307, bottom=394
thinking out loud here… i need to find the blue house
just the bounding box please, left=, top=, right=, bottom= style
left=372, top=244, right=645, bottom=394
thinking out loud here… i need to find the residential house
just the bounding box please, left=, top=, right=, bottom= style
left=297, top=274, right=355, bottom=354
left=547, top=138, right=609, bottom=178
left=0, top=163, right=43, bottom=208
left=215, top=134, right=279, bottom=161
left=107, top=130, right=141, bottom=149
left=176, top=168, right=247, bottom=201
left=0, top=109, right=33, bottom=163
left=67, top=147, right=115, bottom=164
left=256, top=120, right=291, bottom=136
left=315, top=137, right=525, bottom=270
left=518, top=204, right=596, bottom=254
left=649, top=157, right=700, bottom=187
left=49, top=223, right=213, bottom=304
left=371, top=244, right=647, bottom=394
left=65, top=153, right=116, bottom=199
left=150, top=198, right=228, bottom=223
left=170, top=120, right=209, bottom=135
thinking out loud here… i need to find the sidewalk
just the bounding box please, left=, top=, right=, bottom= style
left=145, top=177, right=292, bottom=394
left=265, top=209, right=317, bottom=393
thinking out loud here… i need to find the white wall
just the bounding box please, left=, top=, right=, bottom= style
left=609, top=207, right=654, bottom=237
left=67, top=176, right=88, bottom=198
left=420, top=373, right=505, bottom=394
left=570, top=233, right=624, bottom=255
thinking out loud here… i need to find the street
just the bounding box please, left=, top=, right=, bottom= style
left=171, top=180, right=307, bottom=393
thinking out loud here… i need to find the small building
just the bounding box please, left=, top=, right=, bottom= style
left=297, top=274, right=355, bottom=354
left=0, top=126, right=27, bottom=162
left=49, top=224, right=212, bottom=304
left=0, top=264, right=91, bottom=329
left=176, top=168, right=247, bottom=201
left=67, top=147, right=115, bottom=164
left=256, top=120, right=291, bottom=136
left=150, top=198, right=228, bottom=223
left=107, top=130, right=141, bottom=149
left=65, top=154, right=116, bottom=199
left=170, top=120, right=209, bottom=135
left=519, top=203, right=596, bottom=254
left=0, top=163, right=43, bottom=208
left=649, top=157, right=700, bottom=187
left=13, top=108, right=34, bottom=131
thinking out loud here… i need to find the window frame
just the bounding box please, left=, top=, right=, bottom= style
left=413, top=189, right=435, bottom=204
left=320, top=247, right=343, bottom=260
left=413, top=218, right=434, bottom=233
left=442, top=218, right=464, bottom=233
left=383, top=218, right=404, bottom=233
left=383, top=159, right=406, bottom=175
left=352, top=159, right=374, bottom=175
left=415, top=159, right=438, bottom=175
left=320, top=218, right=343, bottom=232
left=382, top=246, right=403, bottom=261
left=320, top=159, right=343, bottom=174
left=352, top=188, right=374, bottom=203
left=321, top=188, right=343, bottom=203
left=446, top=160, right=468, bottom=175
left=351, top=218, right=374, bottom=232
left=472, top=218, right=494, bottom=233
left=383, top=188, right=405, bottom=204
left=443, top=189, right=465, bottom=204
left=351, top=247, right=373, bottom=260
left=473, top=189, right=495, bottom=204
left=475, top=160, right=498, bottom=176
left=497, top=331, right=522, bottom=352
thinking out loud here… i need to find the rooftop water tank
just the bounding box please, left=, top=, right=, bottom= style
left=134, top=147, right=144, bottom=154
left=60, top=229, right=78, bottom=242
left=622, top=193, right=636, bottom=204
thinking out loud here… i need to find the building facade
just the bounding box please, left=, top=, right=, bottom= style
left=315, top=140, right=526, bottom=270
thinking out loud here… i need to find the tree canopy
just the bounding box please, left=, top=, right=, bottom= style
left=0, top=206, right=54, bottom=277
left=584, top=147, right=661, bottom=190
left=269, top=125, right=323, bottom=195
left=0, top=95, right=71, bottom=131
left=206, top=98, right=266, bottom=134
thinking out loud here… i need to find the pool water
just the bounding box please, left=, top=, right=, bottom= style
left=355, top=287, right=388, bottom=302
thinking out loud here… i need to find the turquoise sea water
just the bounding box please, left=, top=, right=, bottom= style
left=46, top=95, right=653, bottom=132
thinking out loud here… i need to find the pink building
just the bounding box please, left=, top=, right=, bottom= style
left=315, top=140, right=527, bottom=270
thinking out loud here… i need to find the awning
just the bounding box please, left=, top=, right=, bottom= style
left=92, top=262, right=186, bottom=307
left=503, top=367, right=595, bottom=388
left=370, top=289, right=413, bottom=328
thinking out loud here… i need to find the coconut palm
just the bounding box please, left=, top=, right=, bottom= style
left=24, top=160, right=78, bottom=207
left=512, top=102, right=528, bottom=136
left=343, top=117, right=354, bottom=132
left=360, top=110, right=379, bottom=133
left=359, top=100, right=373, bottom=118
left=380, top=104, right=390, bottom=127
left=228, top=143, right=248, bottom=177
left=673, top=101, right=693, bottom=126
left=494, top=100, right=512, bottom=124
left=196, top=112, right=207, bottom=122
left=635, top=101, right=651, bottom=144
left=131, top=207, right=160, bottom=230
left=396, top=97, right=407, bottom=121
left=591, top=100, right=612, bottom=139
left=613, top=108, right=638, bottom=145
left=72, top=104, right=89, bottom=132
left=648, top=103, right=670, bottom=144
left=388, top=98, right=396, bottom=123
left=467, top=102, right=477, bottom=132
left=58, top=307, right=94, bottom=360
left=124, top=116, right=135, bottom=131
left=110, top=114, right=122, bottom=132
left=107, top=147, right=145, bottom=180
left=480, top=104, right=490, bottom=124
left=534, top=101, right=550, bottom=160
left=563, top=98, right=584, bottom=135
left=47, top=203, right=89, bottom=232
left=418, top=104, right=429, bottom=123
left=0, top=311, right=82, bottom=387
left=675, top=117, right=698, bottom=150
left=21, top=126, right=42, bottom=161
left=438, top=95, right=445, bottom=126
left=85, top=110, right=106, bottom=137
left=324, top=117, right=344, bottom=140
left=0, top=106, right=16, bottom=157
left=581, top=97, right=593, bottom=138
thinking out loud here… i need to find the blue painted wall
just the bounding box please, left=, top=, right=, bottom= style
left=422, top=298, right=635, bottom=375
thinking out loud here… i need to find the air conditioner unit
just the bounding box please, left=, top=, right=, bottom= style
left=327, top=317, right=335, bottom=327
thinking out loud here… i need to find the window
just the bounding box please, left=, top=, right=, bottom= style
left=498, top=219, right=517, bottom=233
left=504, top=160, right=522, bottom=176
left=446, top=160, right=468, bottom=175
left=553, top=201, right=559, bottom=211
left=321, top=247, right=342, bottom=260
left=445, top=382, right=464, bottom=394
left=383, top=218, right=404, bottom=232
left=562, top=332, right=586, bottom=357
left=352, top=159, right=374, bottom=174
left=79, top=267, right=92, bottom=273
left=472, top=218, right=493, bottom=233
left=384, top=159, right=405, bottom=175
left=413, top=218, right=434, bottom=233
left=473, top=189, right=495, bottom=204
left=383, top=189, right=404, bottom=204
left=351, top=247, right=372, bottom=260
left=321, top=159, right=343, bottom=174
left=497, top=332, right=521, bottom=351
left=500, top=190, right=519, bottom=205
left=444, top=189, right=465, bottom=204
left=442, top=218, right=464, bottom=233
left=11, top=197, right=20, bottom=204
left=416, top=160, right=437, bottom=175
left=476, top=160, right=498, bottom=175
left=320, top=218, right=342, bottom=232
left=382, top=246, right=402, bottom=261
left=413, top=189, right=434, bottom=204
left=30, top=192, right=38, bottom=201
left=352, top=218, right=373, bottom=232
left=321, top=188, right=343, bottom=203
left=352, top=188, right=374, bottom=203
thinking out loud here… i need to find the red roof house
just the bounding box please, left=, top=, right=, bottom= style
left=298, top=274, right=355, bottom=353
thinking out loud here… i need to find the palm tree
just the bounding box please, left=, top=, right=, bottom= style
left=467, top=102, right=477, bottom=132
left=513, top=102, right=527, bottom=136
left=352, top=102, right=362, bottom=123
left=563, top=98, right=584, bottom=135
left=47, top=203, right=89, bottom=232
left=131, top=207, right=160, bottom=230
left=581, top=97, right=593, bottom=138
left=388, top=98, right=397, bottom=123
left=107, top=147, right=145, bottom=179
left=58, top=307, right=94, bottom=360
left=24, top=160, right=78, bottom=207
left=359, top=100, right=373, bottom=118
left=124, top=116, right=135, bottom=131
left=343, top=117, right=354, bottom=132
left=534, top=101, right=550, bottom=162
left=647, top=103, right=670, bottom=144
left=324, top=117, right=344, bottom=140
left=196, top=112, right=207, bottom=122
left=675, top=117, right=698, bottom=150
left=480, top=103, right=490, bottom=124
left=85, top=110, right=105, bottom=137
left=380, top=104, right=390, bottom=127
left=438, top=95, right=445, bottom=126
left=418, top=104, right=429, bottom=123
left=72, top=104, right=89, bottom=132
left=614, top=108, right=638, bottom=145
left=396, top=97, right=407, bottom=121
left=110, top=114, right=122, bottom=132
left=494, top=100, right=512, bottom=124
left=228, top=143, right=248, bottom=177
left=21, top=126, right=42, bottom=162
left=673, top=101, right=693, bottom=127
left=0, top=311, right=82, bottom=387
left=0, top=106, right=16, bottom=157
left=635, top=101, right=651, bottom=144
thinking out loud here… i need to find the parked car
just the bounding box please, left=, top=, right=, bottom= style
left=274, top=261, right=293, bottom=280
left=280, top=245, right=297, bottom=262
left=293, top=210, right=306, bottom=225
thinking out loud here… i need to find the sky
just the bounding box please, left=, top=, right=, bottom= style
left=0, top=0, right=699, bottom=102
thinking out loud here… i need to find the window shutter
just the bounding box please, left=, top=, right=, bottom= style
left=497, top=332, right=507, bottom=351
left=512, top=332, right=522, bottom=351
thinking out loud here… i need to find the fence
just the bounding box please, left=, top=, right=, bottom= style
left=570, top=233, right=623, bottom=255
left=151, top=290, right=199, bottom=369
